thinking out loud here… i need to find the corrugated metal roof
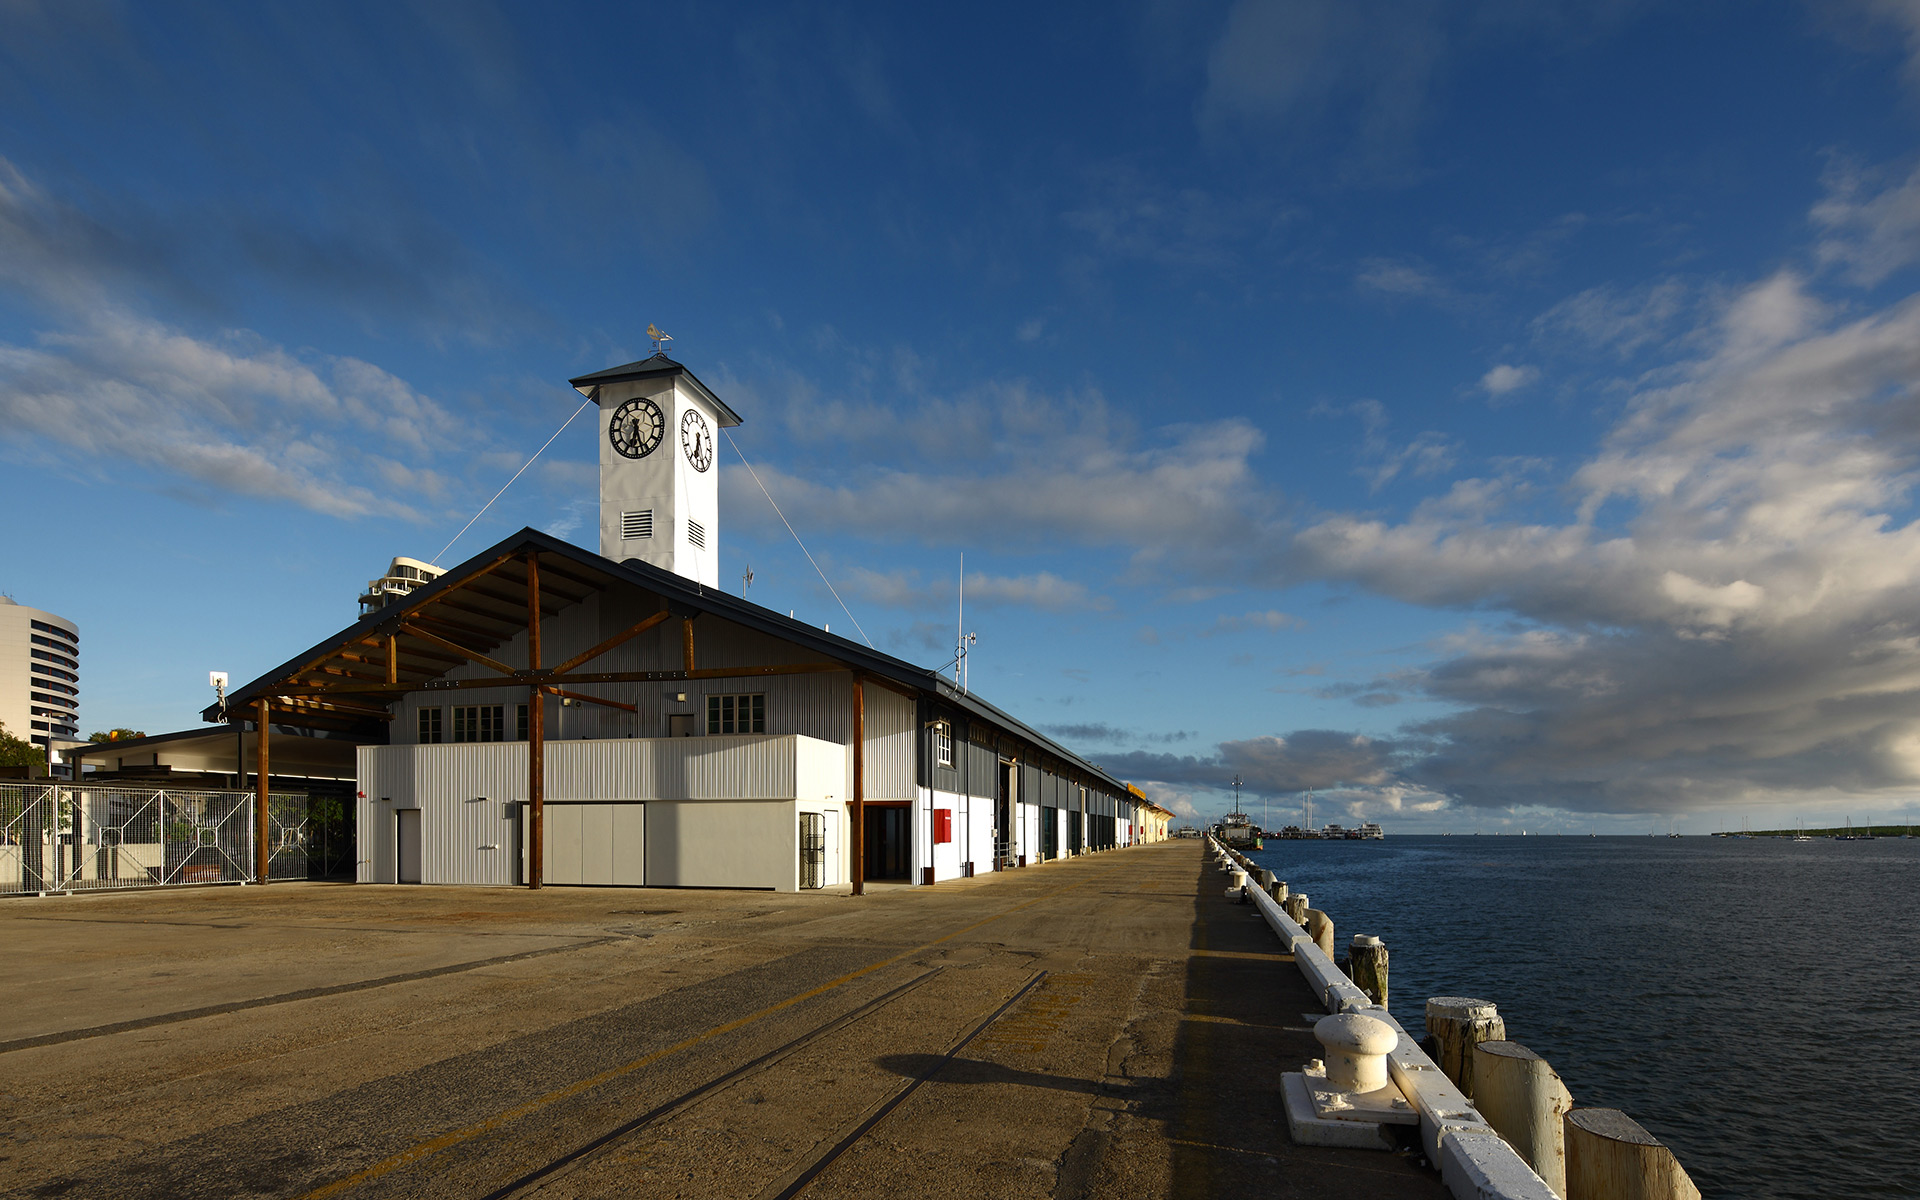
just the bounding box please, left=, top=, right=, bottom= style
left=211, top=528, right=1135, bottom=798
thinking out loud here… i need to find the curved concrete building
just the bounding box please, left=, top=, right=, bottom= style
left=0, top=596, right=80, bottom=747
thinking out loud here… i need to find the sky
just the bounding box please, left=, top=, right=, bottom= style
left=9, top=1, right=1920, bottom=833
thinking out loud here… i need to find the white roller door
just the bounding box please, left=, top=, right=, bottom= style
left=528, top=803, right=646, bottom=886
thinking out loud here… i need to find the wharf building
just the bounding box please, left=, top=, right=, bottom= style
left=211, top=354, right=1170, bottom=891
left=0, top=596, right=80, bottom=752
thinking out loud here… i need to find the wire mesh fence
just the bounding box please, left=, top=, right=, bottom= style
left=0, top=784, right=310, bottom=895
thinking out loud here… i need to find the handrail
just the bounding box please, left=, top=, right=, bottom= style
left=1208, top=836, right=1557, bottom=1200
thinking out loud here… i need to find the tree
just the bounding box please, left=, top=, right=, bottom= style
left=0, top=721, right=46, bottom=770
left=87, top=729, right=146, bottom=743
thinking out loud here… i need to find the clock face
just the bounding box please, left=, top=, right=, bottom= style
left=608, top=397, right=665, bottom=460
left=680, top=408, right=714, bottom=472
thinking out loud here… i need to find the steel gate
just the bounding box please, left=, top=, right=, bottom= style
left=1, top=784, right=306, bottom=895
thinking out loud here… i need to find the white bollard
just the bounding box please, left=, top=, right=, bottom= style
left=1314, top=1012, right=1398, bottom=1094
left=1226, top=868, right=1248, bottom=900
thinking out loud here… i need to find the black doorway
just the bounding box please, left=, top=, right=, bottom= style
left=863, top=805, right=910, bottom=880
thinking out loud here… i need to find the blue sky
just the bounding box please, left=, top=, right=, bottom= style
left=9, top=0, right=1920, bottom=832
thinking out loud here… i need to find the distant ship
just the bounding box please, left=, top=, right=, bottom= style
left=1215, top=811, right=1262, bottom=850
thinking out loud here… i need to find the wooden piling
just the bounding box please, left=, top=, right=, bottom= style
left=1564, top=1108, right=1699, bottom=1200
left=1283, top=892, right=1309, bottom=925
left=1269, top=879, right=1288, bottom=902
left=1425, top=996, right=1504, bottom=1099
left=1348, top=934, right=1389, bottom=1009
left=1475, top=1040, right=1573, bottom=1197
left=1305, top=908, right=1335, bottom=958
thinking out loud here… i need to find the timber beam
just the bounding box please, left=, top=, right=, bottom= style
left=400, top=623, right=519, bottom=677
left=271, top=661, right=849, bottom=698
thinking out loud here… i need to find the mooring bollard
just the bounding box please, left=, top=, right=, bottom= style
left=1284, top=892, right=1309, bottom=925
left=1226, top=867, right=1248, bottom=900
left=1474, top=1041, right=1573, bottom=1197
left=1425, top=996, right=1505, bottom=1100
left=1305, top=908, right=1335, bottom=958
left=1348, top=934, right=1389, bottom=1009
left=1314, top=1011, right=1398, bottom=1094
left=1564, top=1108, right=1700, bottom=1200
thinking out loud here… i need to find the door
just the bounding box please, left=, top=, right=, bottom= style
left=799, top=812, right=825, bottom=889
left=863, top=806, right=910, bottom=880
left=996, top=760, right=1015, bottom=870
left=396, top=810, right=421, bottom=884
left=540, top=804, right=645, bottom=886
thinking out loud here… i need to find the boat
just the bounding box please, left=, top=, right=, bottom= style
left=1321, top=823, right=1346, bottom=840
left=1357, top=822, right=1384, bottom=840
left=1215, top=811, right=1262, bottom=850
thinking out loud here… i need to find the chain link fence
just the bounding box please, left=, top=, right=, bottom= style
left=0, top=784, right=312, bottom=895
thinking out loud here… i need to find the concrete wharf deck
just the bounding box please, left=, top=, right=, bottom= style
left=0, top=840, right=1446, bottom=1200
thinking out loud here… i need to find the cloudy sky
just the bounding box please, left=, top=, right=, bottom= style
left=9, top=1, right=1920, bottom=832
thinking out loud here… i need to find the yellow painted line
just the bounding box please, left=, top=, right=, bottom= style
left=296, top=866, right=1123, bottom=1199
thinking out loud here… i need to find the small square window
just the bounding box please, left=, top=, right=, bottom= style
left=418, top=707, right=443, bottom=744
left=933, top=720, right=953, bottom=768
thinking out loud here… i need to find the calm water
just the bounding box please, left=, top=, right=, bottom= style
left=1243, top=834, right=1920, bottom=1199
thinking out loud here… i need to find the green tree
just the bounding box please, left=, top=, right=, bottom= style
left=87, top=729, right=146, bottom=743
left=0, top=721, right=47, bottom=770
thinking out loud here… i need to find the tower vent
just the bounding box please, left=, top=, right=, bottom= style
left=622, top=509, right=654, bottom=540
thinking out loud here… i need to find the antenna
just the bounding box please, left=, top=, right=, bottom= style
left=647, top=323, right=673, bottom=357
left=1230, top=774, right=1242, bottom=815
left=742, top=563, right=754, bottom=598
left=209, top=671, right=229, bottom=720
left=953, top=553, right=977, bottom=693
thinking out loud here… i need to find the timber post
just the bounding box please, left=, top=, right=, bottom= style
left=1475, top=1040, right=1574, bottom=1197
left=1349, top=933, right=1389, bottom=1009
left=1268, top=878, right=1288, bottom=902
left=851, top=675, right=865, bottom=896
left=254, top=699, right=270, bottom=883
left=1564, top=1108, right=1700, bottom=1200
left=1305, top=908, right=1335, bottom=958
left=1283, top=891, right=1309, bottom=925
left=1425, top=996, right=1505, bottom=1100
left=527, top=553, right=544, bottom=889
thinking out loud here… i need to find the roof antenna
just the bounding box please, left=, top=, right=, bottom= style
left=647, top=323, right=672, bottom=358
left=741, top=562, right=754, bottom=598
left=954, top=553, right=977, bottom=694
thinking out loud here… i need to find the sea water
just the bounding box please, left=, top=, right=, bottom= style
left=1244, top=834, right=1920, bottom=1199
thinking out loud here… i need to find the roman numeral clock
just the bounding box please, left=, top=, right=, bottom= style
left=568, top=341, right=743, bottom=588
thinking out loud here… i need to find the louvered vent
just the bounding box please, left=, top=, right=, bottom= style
left=621, top=509, right=653, bottom=540
left=688, top=519, right=706, bottom=549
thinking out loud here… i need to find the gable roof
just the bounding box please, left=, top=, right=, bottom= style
left=567, top=354, right=744, bottom=426
left=208, top=528, right=1133, bottom=797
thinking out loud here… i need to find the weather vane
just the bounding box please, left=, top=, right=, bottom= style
left=647, top=323, right=673, bottom=357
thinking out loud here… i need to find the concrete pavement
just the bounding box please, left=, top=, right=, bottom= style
left=0, top=840, right=1447, bottom=1199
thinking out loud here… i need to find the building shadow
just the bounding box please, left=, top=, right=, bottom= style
left=873, top=1053, right=1120, bottom=1096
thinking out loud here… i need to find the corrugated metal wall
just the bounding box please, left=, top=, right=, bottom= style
left=857, top=685, right=915, bottom=801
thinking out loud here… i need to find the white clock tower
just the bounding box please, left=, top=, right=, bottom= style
left=569, top=353, right=742, bottom=588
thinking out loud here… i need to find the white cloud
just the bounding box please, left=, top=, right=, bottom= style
left=1812, top=157, right=1920, bottom=286
left=1355, top=257, right=1449, bottom=299
left=1531, top=277, right=1693, bottom=356
left=842, top=566, right=1108, bottom=613
left=1479, top=363, right=1539, bottom=396
left=1290, top=270, right=1920, bottom=812
left=1204, top=609, right=1302, bottom=636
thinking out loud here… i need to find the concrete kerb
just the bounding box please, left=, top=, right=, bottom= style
left=1206, top=835, right=1557, bottom=1200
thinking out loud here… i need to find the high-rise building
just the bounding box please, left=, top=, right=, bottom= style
left=0, top=596, right=80, bottom=749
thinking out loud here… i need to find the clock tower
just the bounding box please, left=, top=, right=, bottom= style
left=568, top=353, right=743, bottom=588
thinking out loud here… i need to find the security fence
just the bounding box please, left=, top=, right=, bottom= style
left=0, top=784, right=311, bottom=895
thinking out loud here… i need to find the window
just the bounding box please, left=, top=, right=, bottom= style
left=516, top=704, right=529, bottom=741
left=706, top=692, right=765, bottom=734
left=622, top=509, right=653, bottom=540
left=933, top=720, right=953, bottom=768
left=687, top=518, right=706, bottom=549
left=453, top=705, right=505, bottom=743
left=418, top=707, right=443, bottom=744
left=30, top=620, right=77, bottom=645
